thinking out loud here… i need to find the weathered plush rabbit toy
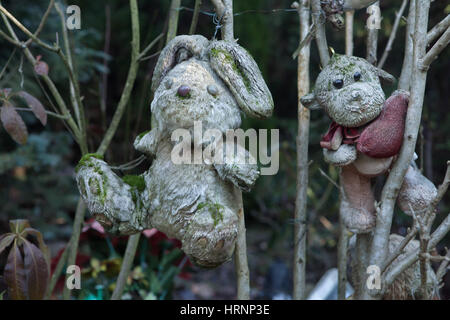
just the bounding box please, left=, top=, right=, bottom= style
left=76, top=35, right=273, bottom=268
left=301, top=54, right=437, bottom=234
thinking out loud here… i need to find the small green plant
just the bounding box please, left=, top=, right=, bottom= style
left=0, top=219, right=50, bottom=300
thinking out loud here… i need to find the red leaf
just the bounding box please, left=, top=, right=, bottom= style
left=34, top=60, right=49, bottom=76
left=0, top=102, right=28, bottom=144
left=22, top=240, right=49, bottom=300
left=4, top=242, right=27, bottom=300
left=0, top=234, right=15, bottom=256
left=16, top=91, right=47, bottom=125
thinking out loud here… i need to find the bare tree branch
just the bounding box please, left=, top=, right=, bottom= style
left=427, top=14, right=450, bottom=46
left=24, top=0, right=55, bottom=47
left=311, top=0, right=329, bottom=66
left=399, top=0, right=416, bottom=90
left=366, top=1, right=379, bottom=65
left=363, top=0, right=432, bottom=300
left=189, top=0, right=202, bottom=35
left=420, top=27, right=450, bottom=71
left=292, top=0, right=311, bottom=301
left=166, top=0, right=180, bottom=43
left=345, top=10, right=354, bottom=56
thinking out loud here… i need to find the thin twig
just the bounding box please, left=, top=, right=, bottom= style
left=111, top=233, right=141, bottom=300
left=420, top=27, right=450, bottom=71
left=24, top=0, right=55, bottom=46
left=189, top=0, right=202, bottom=35
left=97, top=0, right=141, bottom=155
left=398, top=0, right=416, bottom=90
left=311, top=0, right=329, bottom=66
left=14, top=107, right=70, bottom=119
left=378, top=0, right=408, bottom=69
left=138, top=33, right=164, bottom=61
left=426, top=14, right=450, bottom=47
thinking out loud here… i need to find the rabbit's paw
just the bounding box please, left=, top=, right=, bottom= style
left=134, top=129, right=161, bottom=157
left=214, top=162, right=259, bottom=192
left=76, top=154, right=146, bottom=234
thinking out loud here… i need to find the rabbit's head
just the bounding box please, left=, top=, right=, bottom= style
left=150, top=35, right=274, bottom=135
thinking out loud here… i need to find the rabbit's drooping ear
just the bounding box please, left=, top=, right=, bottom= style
left=209, top=41, right=274, bottom=119
left=151, top=35, right=210, bottom=93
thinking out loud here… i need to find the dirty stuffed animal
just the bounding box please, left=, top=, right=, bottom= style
left=75, top=35, right=274, bottom=268
left=301, top=54, right=437, bottom=234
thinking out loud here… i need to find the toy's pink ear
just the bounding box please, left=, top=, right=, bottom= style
left=357, top=90, right=409, bottom=158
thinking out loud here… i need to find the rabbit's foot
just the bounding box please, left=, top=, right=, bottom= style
left=76, top=155, right=147, bottom=234
left=182, top=201, right=238, bottom=268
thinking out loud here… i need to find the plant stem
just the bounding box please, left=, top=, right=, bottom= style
left=111, top=234, right=141, bottom=300
left=166, top=0, right=180, bottom=44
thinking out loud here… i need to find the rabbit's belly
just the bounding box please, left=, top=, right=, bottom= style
left=143, top=158, right=218, bottom=239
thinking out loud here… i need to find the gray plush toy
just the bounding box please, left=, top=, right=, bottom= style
left=301, top=54, right=437, bottom=234
left=75, top=35, right=273, bottom=268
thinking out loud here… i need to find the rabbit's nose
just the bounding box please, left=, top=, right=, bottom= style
left=177, top=85, right=191, bottom=98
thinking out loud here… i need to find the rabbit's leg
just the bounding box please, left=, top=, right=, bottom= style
left=76, top=155, right=148, bottom=234
left=397, top=165, right=437, bottom=216
left=211, top=139, right=259, bottom=192
left=133, top=129, right=161, bottom=157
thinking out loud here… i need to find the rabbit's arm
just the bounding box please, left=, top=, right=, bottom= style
left=134, top=129, right=161, bottom=157
left=76, top=155, right=149, bottom=235
left=212, top=140, right=260, bottom=192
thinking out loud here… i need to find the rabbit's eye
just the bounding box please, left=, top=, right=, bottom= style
left=354, top=72, right=362, bottom=82
left=207, top=84, right=219, bottom=97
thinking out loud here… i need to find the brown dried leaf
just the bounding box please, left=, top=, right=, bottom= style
left=16, top=91, right=47, bottom=125
left=0, top=102, right=28, bottom=144
left=23, top=240, right=49, bottom=300
left=4, top=242, right=27, bottom=300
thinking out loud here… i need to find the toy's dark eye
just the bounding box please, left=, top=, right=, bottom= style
left=354, top=72, right=362, bottom=81
left=333, top=79, right=344, bottom=89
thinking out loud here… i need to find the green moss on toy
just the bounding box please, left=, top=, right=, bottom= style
left=75, top=153, right=104, bottom=173
left=197, top=201, right=225, bottom=227
left=122, top=175, right=146, bottom=192
left=211, top=48, right=251, bottom=91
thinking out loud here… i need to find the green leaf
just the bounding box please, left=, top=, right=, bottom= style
left=22, top=240, right=49, bottom=300
left=15, top=91, right=47, bottom=125
left=4, top=242, right=27, bottom=300
left=0, top=102, right=28, bottom=145
left=0, top=233, right=15, bottom=256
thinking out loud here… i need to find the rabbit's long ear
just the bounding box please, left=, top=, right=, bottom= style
left=151, top=35, right=209, bottom=93
left=209, top=41, right=274, bottom=119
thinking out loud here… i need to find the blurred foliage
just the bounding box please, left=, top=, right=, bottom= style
left=0, top=0, right=448, bottom=298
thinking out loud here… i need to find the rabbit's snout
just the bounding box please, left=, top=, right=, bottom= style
left=177, top=85, right=191, bottom=97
